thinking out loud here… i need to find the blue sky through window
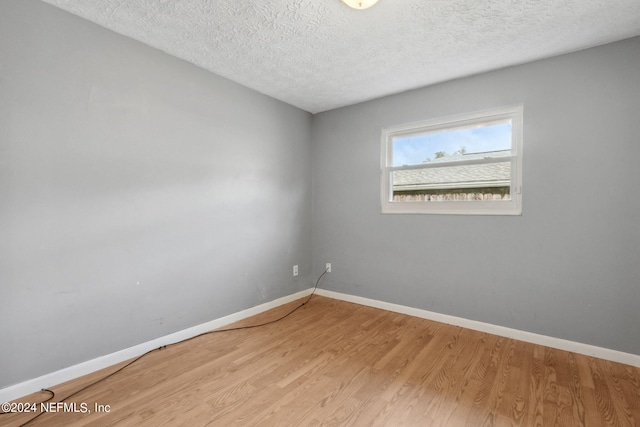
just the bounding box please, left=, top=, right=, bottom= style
left=392, top=122, right=512, bottom=166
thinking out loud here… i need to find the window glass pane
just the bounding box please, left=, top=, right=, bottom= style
left=381, top=105, right=522, bottom=215
left=391, top=160, right=511, bottom=202
left=391, top=121, right=512, bottom=167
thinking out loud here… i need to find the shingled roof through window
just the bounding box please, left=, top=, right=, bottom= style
left=392, top=150, right=511, bottom=192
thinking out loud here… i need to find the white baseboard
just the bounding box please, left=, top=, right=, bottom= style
left=4, top=287, right=638, bottom=404
left=315, top=289, right=640, bottom=368
left=0, top=289, right=313, bottom=403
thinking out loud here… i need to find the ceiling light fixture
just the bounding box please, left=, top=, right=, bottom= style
left=341, top=0, right=379, bottom=10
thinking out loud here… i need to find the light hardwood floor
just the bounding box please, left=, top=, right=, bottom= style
left=3, top=296, right=639, bottom=426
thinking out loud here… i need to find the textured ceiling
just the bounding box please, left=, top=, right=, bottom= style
left=41, top=0, right=640, bottom=113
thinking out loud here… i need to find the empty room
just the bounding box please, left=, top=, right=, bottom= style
left=1, top=0, right=639, bottom=425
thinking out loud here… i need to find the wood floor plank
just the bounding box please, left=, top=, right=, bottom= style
left=3, top=295, right=640, bottom=427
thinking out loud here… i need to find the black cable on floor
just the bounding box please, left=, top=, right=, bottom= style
left=3, top=268, right=329, bottom=426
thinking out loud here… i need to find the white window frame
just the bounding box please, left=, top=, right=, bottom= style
left=381, top=105, right=523, bottom=215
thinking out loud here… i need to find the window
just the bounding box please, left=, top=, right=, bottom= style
left=381, top=105, right=523, bottom=215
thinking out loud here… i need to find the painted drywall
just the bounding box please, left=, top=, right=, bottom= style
left=0, top=0, right=312, bottom=388
left=311, top=37, right=640, bottom=355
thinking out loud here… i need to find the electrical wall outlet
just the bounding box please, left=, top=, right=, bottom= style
left=326, top=263, right=331, bottom=273
left=293, top=265, right=299, bottom=276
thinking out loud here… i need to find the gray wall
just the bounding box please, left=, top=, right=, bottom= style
left=2, top=0, right=639, bottom=393
left=0, top=0, right=312, bottom=388
left=312, top=37, right=640, bottom=355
